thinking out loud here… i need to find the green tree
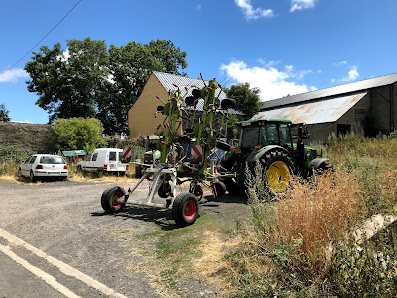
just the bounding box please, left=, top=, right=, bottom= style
left=25, top=38, right=109, bottom=122
left=51, top=118, right=107, bottom=154
left=225, top=82, right=261, bottom=120
left=100, top=39, right=187, bottom=136
left=0, top=104, right=11, bottom=122
left=25, top=38, right=187, bottom=136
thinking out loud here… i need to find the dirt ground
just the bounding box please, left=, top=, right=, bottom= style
left=0, top=178, right=250, bottom=297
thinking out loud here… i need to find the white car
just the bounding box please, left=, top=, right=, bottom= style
left=77, top=148, right=128, bottom=175
left=18, top=154, right=68, bottom=182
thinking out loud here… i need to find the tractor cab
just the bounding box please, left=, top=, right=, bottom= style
left=238, top=119, right=293, bottom=153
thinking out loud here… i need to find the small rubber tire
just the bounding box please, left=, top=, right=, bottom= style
left=76, top=165, right=82, bottom=172
left=101, top=186, right=126, bottom=214
left=211, top=181, right=226, bottom=197
left=172, top=193, right=199, bottom=227
left=30, top=170, right=36, bottom=182
left=97, top=170, right=103, bottom=178
left=135, top=160, right=143, bottom=178
left=189, top=184, right=203, bottom=201
left=158, top=182, right=171, bottom=198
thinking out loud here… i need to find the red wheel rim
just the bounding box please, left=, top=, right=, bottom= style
left=111, top=191, right=123, bottom=208
left=183, top=200, right=196, bottom=220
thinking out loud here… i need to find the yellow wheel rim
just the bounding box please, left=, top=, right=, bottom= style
left=266, top=161, right=291, bottom=193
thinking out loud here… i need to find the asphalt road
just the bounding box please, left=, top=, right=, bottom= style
left=0, top=179, right=249, bottom=298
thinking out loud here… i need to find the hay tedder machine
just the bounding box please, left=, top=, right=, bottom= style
left=100, top=76, right=331, bottom=227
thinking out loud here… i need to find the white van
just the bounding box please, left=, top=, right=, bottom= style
left=77, top=148, right=128, bottom=175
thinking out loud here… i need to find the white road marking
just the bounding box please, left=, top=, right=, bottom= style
left=0, top=228, right=128, bottom=298
left=0, top=244, right=80, bottom=298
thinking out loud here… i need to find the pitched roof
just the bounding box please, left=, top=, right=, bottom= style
left=255, top=91, right=367, bottom=124
left=153, top=71, right=243, bottom=115
left=261, top=72, right=397, bottom=110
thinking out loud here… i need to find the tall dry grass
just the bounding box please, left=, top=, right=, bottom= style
left=231, top=167, right=361, bottom=295
left=314, top=133, right=397, bottom=218
left=273, top=172, right=359, bottom=273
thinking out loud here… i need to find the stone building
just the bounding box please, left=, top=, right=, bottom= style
left=255, top=73, right=397, bottom=142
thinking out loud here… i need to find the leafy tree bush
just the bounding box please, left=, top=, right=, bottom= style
left=51, top=118, right=107, bottom=154
left=224, top=82, right=261, bottom=120
left=0, top=104, right=10, bottom=122
left=0, top=143, right=34, bottom=175
left=25, top=37, right=187, bottom=136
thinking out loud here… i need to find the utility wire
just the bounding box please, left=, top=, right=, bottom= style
left=0, top=0, right=82, bottom=77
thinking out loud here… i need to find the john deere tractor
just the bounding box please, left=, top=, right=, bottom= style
left=219, top=118, right=331, bottom=194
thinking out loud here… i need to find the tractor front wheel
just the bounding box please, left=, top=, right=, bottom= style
left=172, top=193, right=199, bottom=227
left=261, top=150, right=294, bottom=194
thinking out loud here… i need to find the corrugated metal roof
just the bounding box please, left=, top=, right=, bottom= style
left=261, top=72, right=397, bottom=110
left=254, top=92, right=367, bottom=124
left=62, top=150, right=86, bottom=157
left=153, top=71, right=243, bottom=115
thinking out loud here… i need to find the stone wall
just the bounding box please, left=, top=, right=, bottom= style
left=0, top=122, right=53, bottom=152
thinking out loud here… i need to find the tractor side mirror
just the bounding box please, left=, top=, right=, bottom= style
left=299, top=124, right=310, bottom=139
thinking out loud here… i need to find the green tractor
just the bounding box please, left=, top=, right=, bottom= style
left=219, top=118, right=331, bottom=194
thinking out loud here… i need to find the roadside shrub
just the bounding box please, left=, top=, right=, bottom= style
left=51, top=118, right=107, bottom=154
left=327, top=237, right=397, bottom=297
left=0, top=143, right=34, bottom=176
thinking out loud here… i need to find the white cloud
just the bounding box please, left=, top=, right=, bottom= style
left=195, top=4, right=201, bottom=11
left=290, top=0, right=317, bottom=12
left=331, top=66, right=360, bottom=83
left=0, top=68, right=29, bottom=83
left=341, top=66, right=359, bottom=82
left=220, top=60, right=313, bottom=101
left=235, top=0, right=274, bottom=20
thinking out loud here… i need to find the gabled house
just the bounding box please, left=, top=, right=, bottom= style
left=128, top=71, right=242, bottom=138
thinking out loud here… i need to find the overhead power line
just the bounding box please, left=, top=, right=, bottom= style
left=0, top=0, right=82, bottom=78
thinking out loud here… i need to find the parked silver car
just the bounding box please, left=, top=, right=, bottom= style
left=18, top=154, right=68, bottom=182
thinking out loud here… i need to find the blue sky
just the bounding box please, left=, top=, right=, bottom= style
left=1, top=0, right=397, bottom=124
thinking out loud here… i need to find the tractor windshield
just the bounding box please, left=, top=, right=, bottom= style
left=240, top=127, right=260, bottom=148
left=260, top=124, right=292, bottom=147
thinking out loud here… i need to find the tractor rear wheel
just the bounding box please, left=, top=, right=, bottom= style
left=172, top=193, right=199, bottom=227
left=261, top=150, right=294, bottom=194
left=101, top=186, right=126, bottom=213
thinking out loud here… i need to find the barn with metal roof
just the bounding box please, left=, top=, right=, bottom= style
left=128, top=71, right=242, bottom=138
left=255, top=73, right=397, bottom=142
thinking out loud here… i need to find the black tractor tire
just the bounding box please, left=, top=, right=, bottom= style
left=135, top=159, right=143, bottom=178
left=211, top=181, right=226, bottom=197
left=158, top=182, right=171, bottom=198
left=101, top=186, right=126, bottom=214
left=260, top=149, right=294, bottom=194
left=172, top=193, right=199, bottom=227
left=190, top=184, right=204, bottom=201
left=30, top=170, right=36, bottom=182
